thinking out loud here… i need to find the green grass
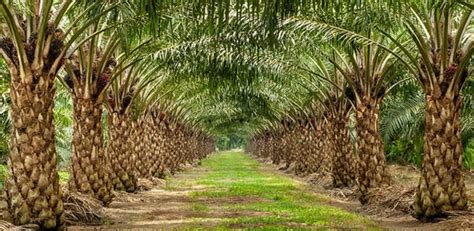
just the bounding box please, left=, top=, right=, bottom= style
left=186, top=151, right=377, bottom=230
left=191, top=203, right=210, bottom=212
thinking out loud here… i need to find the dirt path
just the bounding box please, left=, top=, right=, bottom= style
left=70, top=152, right=375, bottom=230
left=257, top=158, right=474, bottom=231
left=69, top=151, right=473, bottom=230
left=81, top=167, right=225, bottom=230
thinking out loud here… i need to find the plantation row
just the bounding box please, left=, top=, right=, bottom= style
left=1, top=0, right=473, bottom=230
left=70, top=109, right=214, bottom=204
left=0, top=1, right=223, bottom=229
left=247, top=95, right=467, bottom=221
left=243, top=0, right=473, bottom=223
left=3, top=106, right=213, bottom=228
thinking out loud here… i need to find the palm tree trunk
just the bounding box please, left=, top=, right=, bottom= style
left=108, top=112, right=137, bottom=192
left=294, top=126, right=305, bottom=174
left=355, top=98, right=391, bottom=203
left=68, top=97, right=113, bottom=205
left=272, top=134, right=283, bottom=165
left=329, top=111, right=356, bottom=188
left=314, top=120, right=331, bottom=175
left=168, top=131, right=179, bottom=175
left=413, top=93, right=468, bottom=219
left=1, top=72, right=65, bottom=229
left=139, top=116, right=154, bottom=178
left=305, top=126, right=317, bottom=173
left=132, top=119, right=146, bottom=178
left=149, top=119, right=165, bottom=178
left=282, top=131, right=293, bottom=169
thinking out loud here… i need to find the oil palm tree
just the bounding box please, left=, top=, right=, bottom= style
left=340, top=0, right=471, bottom=220
left=324, top=40, right=399, bottom=202
left=106, top=59, right=166, bottom=189
left=63, top=0, right=171, bottom=199
left=63, top=36, right=116, bottom=204
left=0, top=1, right=115, bottom=228
left=298, top=54, right=357, bottom=187
left=276, top=0, right=472, bottom=219
left=376, top=1, right=473, bottom=219
left=381, top=79, right=474, bottom=168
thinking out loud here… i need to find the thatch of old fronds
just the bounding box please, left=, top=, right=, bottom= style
left=364, top=185, right=415, bottom=216
left=0, top=220, right=38, bottom=230
left=63, top=191, right=106, bottom=226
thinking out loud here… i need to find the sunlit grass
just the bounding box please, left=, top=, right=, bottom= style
left=188, top=151, right=377, bottom=229
left=191, top=203, right=210, bottom=212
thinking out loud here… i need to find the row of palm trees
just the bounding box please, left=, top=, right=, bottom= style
left=0, top=0, right=472, bottom=228
left=243, top=0, right=473, bottom=221
left=0, top=1, right=218, bottom=229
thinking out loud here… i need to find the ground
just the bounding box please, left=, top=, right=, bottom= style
left=69, top=151, right=474, bottom=230
left=70, top=151, right=376, bottom=230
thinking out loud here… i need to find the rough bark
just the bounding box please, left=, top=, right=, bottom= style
left=294, top=124, right=310, bottom=175
left=138, top=116, right=154, bottom=178
left=329, top=112, right=356, bottom=188
left=132, top=119, right=147, bottom=178
left=313, top=120, right=331, bottom=175
left=413, top=93, right=467, bottom=219
left=355, top=98, right=391, bottom=203
left=281, top=129, right=294, bottom=169
left=108, top=112, right=137, bottom=192
left=0, top=73, right=65, bottom=229
left=150, top=120, right=166, bottom=178
left=68, top=97, right=113, bottom=205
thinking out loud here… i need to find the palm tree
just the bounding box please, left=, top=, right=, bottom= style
left=298, top=54, right=357, bottom=187
left=381, top=79, right=474, bottom=168
left=326, top=97, right=357, bottom=187
left=63, top=39, right=116, bottom=204
left=273, top=0, right=472, bottom=218
left=63, top=0, right=167, bottom=198
left=61, top=10, right=148, bottom=200
left=105, top=56, right=163, bottom=191
left=377, top=1, right=473, bottom=219
left=325, top=40, right=398, bottom=202
left=0, top=1, right=113, bottom=228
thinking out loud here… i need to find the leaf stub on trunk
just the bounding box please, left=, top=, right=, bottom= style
left=108, top=112, right=137, bottom=192
left=68, top=96, right=113, bottom=205
left=329, top=110, right=357, bottom=188
left=355, top=98, right=391, bottom=204
left=413, top=94, right=468, bottom=219
left=1, top=73, right=65, bottom=229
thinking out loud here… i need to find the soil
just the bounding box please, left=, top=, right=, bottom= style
left=68, top=165, right=271, bottom=230
left=68, top=156, right=474, bottom=230
left=262, top=159, right=474, bottom=231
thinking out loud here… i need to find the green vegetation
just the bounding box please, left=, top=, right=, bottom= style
left=191, top=203, right=210, bottom=212
left=58, top=171, right=70, bottom=184
left=215, top=134, right=247, bottom=151
left=465, top=140, right=474, bottom=169
left=170, top=151, right=376, bottom=229
left=0, top=164, right=6, bottom=189
left=0, top=0, right=472, bottom=228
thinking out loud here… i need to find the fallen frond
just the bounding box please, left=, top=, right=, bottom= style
left=63, top=191, right=106, bottom=226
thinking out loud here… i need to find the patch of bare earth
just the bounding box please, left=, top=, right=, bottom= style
left=254, top=156, right=474, bottom=230
left=68, top=162, right=270, bottom=230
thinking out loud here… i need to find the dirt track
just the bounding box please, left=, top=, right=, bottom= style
left=69, top=152, right=474, bottom=230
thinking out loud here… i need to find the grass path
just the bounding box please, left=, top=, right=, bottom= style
left=78, top=151, right=377, bottom=230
